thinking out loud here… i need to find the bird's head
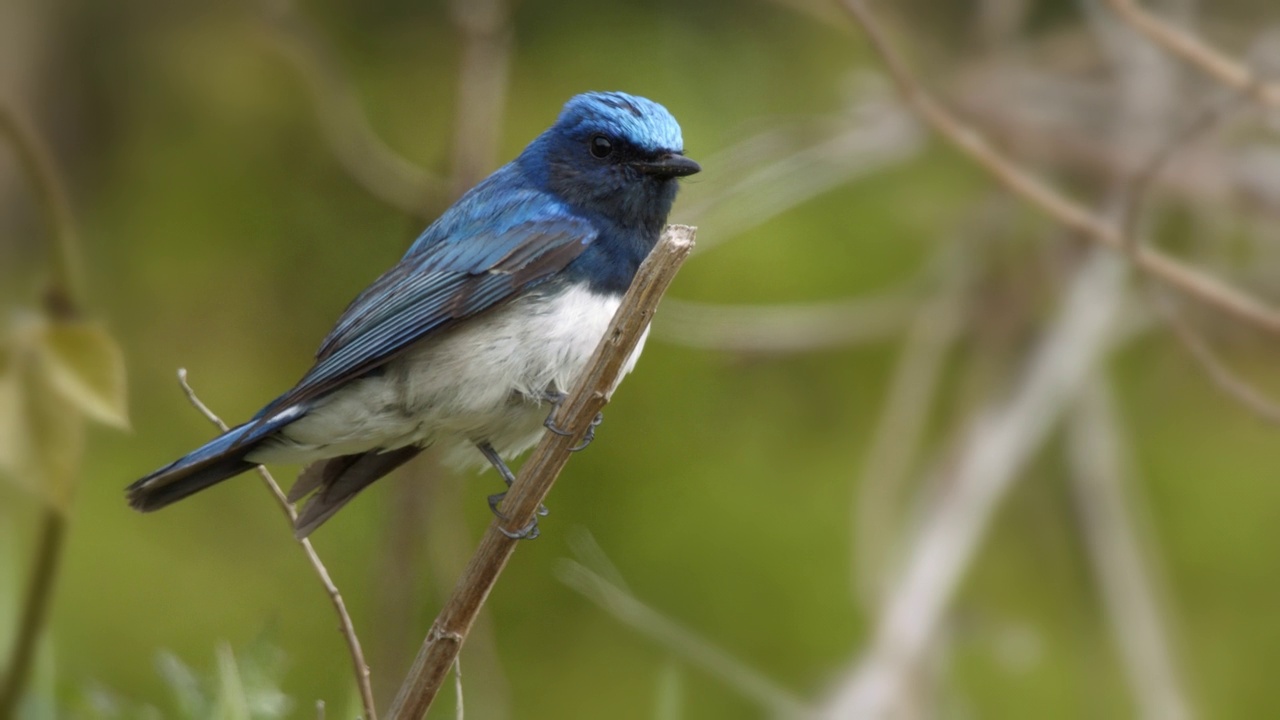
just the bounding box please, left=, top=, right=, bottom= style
left=522, top=92, right=700, bottom=230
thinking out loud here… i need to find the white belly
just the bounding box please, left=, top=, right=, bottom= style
left=250, top=284, right=648, bottom=469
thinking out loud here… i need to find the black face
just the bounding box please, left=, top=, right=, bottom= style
left=584, top=133, right=701, bottom=179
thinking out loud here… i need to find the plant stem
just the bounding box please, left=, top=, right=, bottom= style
left=0, top=507, right=67, bottom=717
left=0, top=104, right=83, bottom=318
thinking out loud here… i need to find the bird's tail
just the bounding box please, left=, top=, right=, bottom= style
left=126, top=411, right=298, bottom=512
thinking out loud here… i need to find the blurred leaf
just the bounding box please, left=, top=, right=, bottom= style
left=0, top=315, right=127, bottom=509
left=157, top=651, right=207, bottom=718
left=654, top=661, right=684, bottom=720
left=38, top=322, right=129, bottom=430
left=0, top=326, right=85, bottom=510
left=213, top=643, right=251, bottom=720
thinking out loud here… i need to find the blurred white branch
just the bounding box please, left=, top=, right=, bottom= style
left=852, top=262, right=968, bottom=608
left=1067, top=380, right=1194, bottom=720
left=823, top=249, right=1128, bottom=718
left=655, top=291, right=916, bottom=354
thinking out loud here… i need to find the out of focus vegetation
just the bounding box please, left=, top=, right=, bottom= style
left=4, top=0, right=1280, bottom=718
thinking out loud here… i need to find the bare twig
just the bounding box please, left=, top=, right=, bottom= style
left=1153, top=293, right=1280, bottom=423
left=1103, top=0, right=1280, bottom=106
left=258, top=0, right=445, bottom=217
left=176, top=369, right=378, bottom=720
left=1116, top=91, right=1250, bottom=251
left=824, top=249, right=1127, bottom=718
left=1067, top=380, right=1193, bottom=720
left=837, top=0, right=1280, bottom=336
left=556, top=558, right=813, bottom=719
left=387, top=225, right=697, bottom=718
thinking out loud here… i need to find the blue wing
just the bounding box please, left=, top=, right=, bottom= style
left=262, top=190, right=597, bottom=416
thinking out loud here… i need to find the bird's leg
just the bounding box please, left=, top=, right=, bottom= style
left=539, top=389, right=603, bottom=452
left=477, top=441, right=546, bottom=540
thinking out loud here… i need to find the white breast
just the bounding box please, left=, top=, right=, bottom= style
left=253, top=284, right=649, bottom=469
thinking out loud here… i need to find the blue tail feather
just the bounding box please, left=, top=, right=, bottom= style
left=126, top=409, right=298, bottom=511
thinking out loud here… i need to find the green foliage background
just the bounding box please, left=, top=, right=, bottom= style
left=4, top=0, right=1280, bottom=717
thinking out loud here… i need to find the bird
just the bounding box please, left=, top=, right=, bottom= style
left=126, top=91, right=699, bottom=539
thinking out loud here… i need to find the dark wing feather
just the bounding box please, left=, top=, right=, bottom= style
left=261, top=210, right=597, bottom=416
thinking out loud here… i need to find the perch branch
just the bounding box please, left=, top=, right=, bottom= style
left=386, top=225, right=696, bottom=718
left=837, top=0, right=1280, bottom=336
left=1103, top=0, right=1280, bottom=107
left=176, top=370, right=378, bottom=720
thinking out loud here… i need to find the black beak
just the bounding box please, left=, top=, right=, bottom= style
left=632, top=152, right=701, bottom=178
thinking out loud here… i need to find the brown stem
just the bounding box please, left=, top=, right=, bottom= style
left=0, top=508, right=67, bottom=716
left=386, top=224, right=696, bottom=719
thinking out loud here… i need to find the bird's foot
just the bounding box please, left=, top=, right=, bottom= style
left=487, top=490, right=548, bottom=539
left=478, top=440, right=547, bottom=539
left=540, top=391, right=604, bottom=452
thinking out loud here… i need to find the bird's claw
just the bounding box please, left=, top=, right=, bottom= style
left=487, top=490, right=549, bottom=541
left=541, top=390, right=604, bottom=452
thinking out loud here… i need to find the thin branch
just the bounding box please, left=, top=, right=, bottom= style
left=1067, top=380, right=1194, bottom=720
left=257, top=0, right=445, bottom=217
left=1103, top=0, right=1280, bottom=106
left=1152, top=293, right=1280, bottom=423
left=0, top=508, right=65, bottom=717
left=176, top=369, right=378, bottom=720
left=824, top=249, right=1127, bottom=718
left=1118, top=90, right=1251, bottom=254
left=453, top=657, right=463, bottom=720
left=655, top=292, right=916, bottom=354
left=387, top=225, right=697, bottom=719
left=555, top=558, right=813, bottom=719
left=0, top=103, right=81, bottom=317
left=837, top=0, right=1280, bottom=337
left=1104, top=83, right=1280, bottom=423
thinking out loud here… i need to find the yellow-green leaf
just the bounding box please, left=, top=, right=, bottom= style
left=39, top=321, right=130, bottom=429
left=21, top=356, right=84, bottom=511
left=0, top=341, right=84, bottom=511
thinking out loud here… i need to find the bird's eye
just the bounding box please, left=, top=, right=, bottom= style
left=589, top=135, right=613, bottom=159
